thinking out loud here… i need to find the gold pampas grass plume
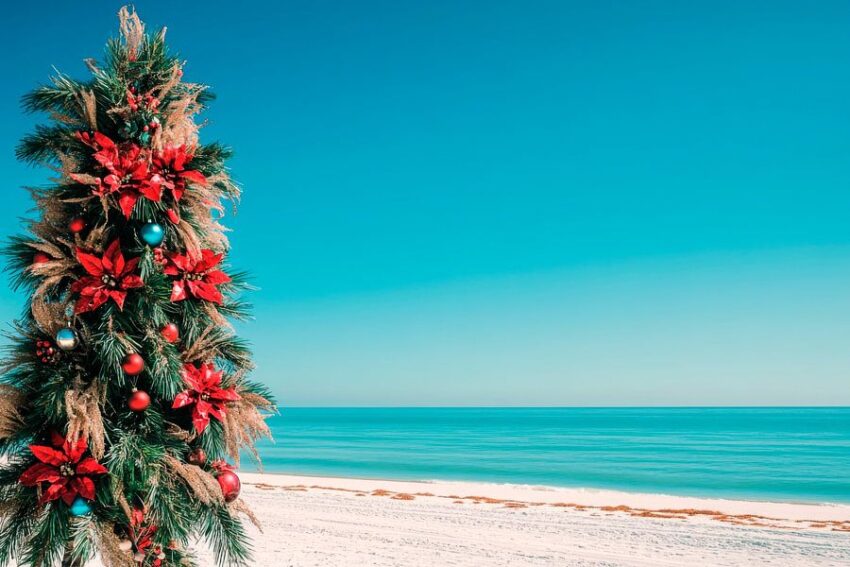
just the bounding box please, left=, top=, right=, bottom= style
left=0, top=385, right=25, bottom=439
left=223, top=390, right=275, bottom=466
left=96, top=523, right=136, bottom=567
left=118, top=6, right=144, bottom=60
left=65, top=380, right=106, bottom=459
left=164, top=455, right=224, bottom=505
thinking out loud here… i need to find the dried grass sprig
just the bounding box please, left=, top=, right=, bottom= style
left=222, top=391, right=273, bottom=466
left=31, top=296, right=68, bottom=336
left=164, top=455, right=223, bottom=505
left=65, top=379, right=106, bottom=459
left=77, top=89, right=98, bottom=130
left=118, top=6, right=144, bottom=60
left=96, top=523, right=135, bottom=567
left=0, top=385, right=26, bottom=439
left=230, top=498, right=262, bottom=531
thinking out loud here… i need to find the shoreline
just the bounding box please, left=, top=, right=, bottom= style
left=210, top=471, right=850, bottom=566
left=241, top=471, right=850, bottom=527
left=244, top=468, right=850, bottom=508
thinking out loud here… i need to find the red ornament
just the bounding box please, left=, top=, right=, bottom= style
left=216, top=470, right=241, bottom=503
left=122, top=353, right=145, bottom=376
left=69, top=217, right=87, bottom=234
left=187, top=448, right=206, bottom=466
left=33, top=252, right=51, bottom=264
left=128, top=389, right=151, bottom=412
left=160, top=323, right=179, bottom=343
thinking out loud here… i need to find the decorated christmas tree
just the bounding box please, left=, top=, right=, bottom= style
left=0, top=7, right=274, bottom=567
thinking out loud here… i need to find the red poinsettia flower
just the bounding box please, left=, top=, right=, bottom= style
left=163, top=249, right=231, bottom=304
left=130, top=508, right=163, bottom=567
left=73, top=131, right=161, bottom=218
left=149, top=145, right=206, bottom=202
left=19, top=432, right=108, bottom=505
left=71, top=240, right=144, bottom=313
left=172, top=362, right=240, bottom=433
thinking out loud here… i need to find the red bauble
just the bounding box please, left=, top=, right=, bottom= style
left=122, top=353, right=145, bottom=376
left=33, top=252, right=51, bottom=264
left=128, top=389, right=151, bottom=412
left=187, top=448, right=207, bottom=466
left=69, top=217, right=87, bottom=234
left=216, top=470, right=241, bottom=503
left=160, top=323, right=179, bottom=343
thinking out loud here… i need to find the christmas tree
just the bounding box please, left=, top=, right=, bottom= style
left=0, top=7, right=274, bottom=567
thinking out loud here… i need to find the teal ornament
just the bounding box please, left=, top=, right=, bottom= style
left=55, top=328, right=77, bottom=351
left=70, top=496, right=92, bottom=516
left=140, top=222, right=164, bottom=246
left=139, top=131, right=151, bottom=145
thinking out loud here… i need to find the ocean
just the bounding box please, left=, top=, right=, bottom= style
left=247, top=407, right=850, bottom=504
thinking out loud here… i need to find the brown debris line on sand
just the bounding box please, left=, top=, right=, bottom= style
left=711, top=515, right=790, bottom=530
left=552, top=502, right=588, bottom=510
left=311, top=484, right=362, bottom=494
left=631, top=511, right=680, bottom=519
left=657, top=508, right=726, bottom=516
left=243, top=482, right=849, bottom=532
left=601, top=505, right=632, bottom=512
left=463, top=495, right=507, bottom=505
left=391, top=493, right=416, bottom=501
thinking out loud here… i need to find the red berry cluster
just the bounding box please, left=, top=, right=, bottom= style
left=152, top=247, right=167, bottom=266
left=35, top=340, right=61, bottom=365
left=127, top=86, right=161, bottom=113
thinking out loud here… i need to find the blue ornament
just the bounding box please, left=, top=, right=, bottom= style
left=140, top=222, right=165, bottom=246
left=55, top=328, right=77, bottom=351
left=70, top=496, right=93, bottom=516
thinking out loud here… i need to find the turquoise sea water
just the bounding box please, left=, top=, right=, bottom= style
left=248, top=407, right=850, bottom=504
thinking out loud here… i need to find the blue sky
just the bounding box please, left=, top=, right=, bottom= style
left=1, top=1, right=849, bottom=405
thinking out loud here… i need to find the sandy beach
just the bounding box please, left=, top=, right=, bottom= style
left=184, top=472, right=850, bottom=567
left=8, top=471, right=849, bottom=566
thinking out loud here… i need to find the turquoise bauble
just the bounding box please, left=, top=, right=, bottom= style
left=55, top=328, right=77, bottom=351
left=140, top=222, right=164, bottom=246
left=70, top=496, right=93, bottom=516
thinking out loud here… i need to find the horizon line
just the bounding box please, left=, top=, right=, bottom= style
left=273, top=405, right=850, bottom=409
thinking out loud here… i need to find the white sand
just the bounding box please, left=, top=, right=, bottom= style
left=17, top=473, right=850, bottom=566
left=197, top=473, right=850, bottom=566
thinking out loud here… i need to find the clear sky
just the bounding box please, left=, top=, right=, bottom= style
left=1, top=1, right=849, bottom=406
